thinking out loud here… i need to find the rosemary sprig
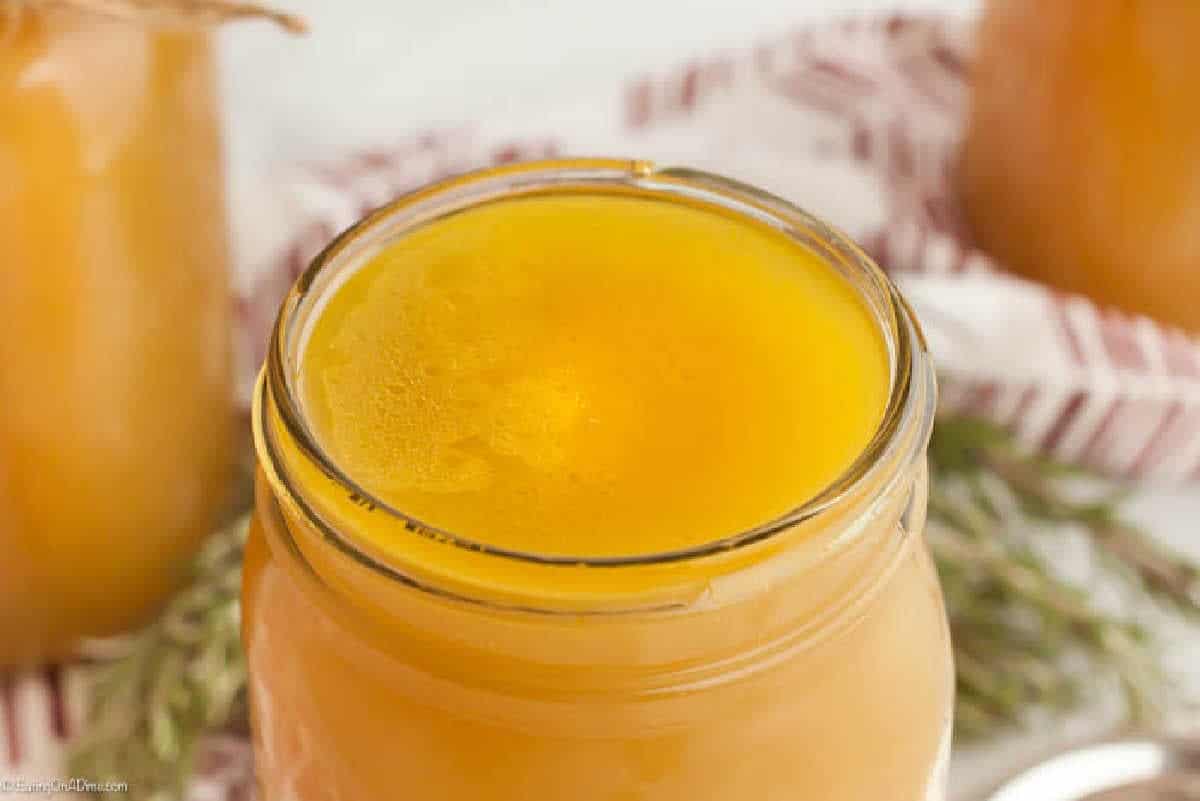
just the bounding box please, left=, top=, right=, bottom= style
left=929, top=416, right=1200, bottom=738
left=69, top=415, right=1200, bottom=797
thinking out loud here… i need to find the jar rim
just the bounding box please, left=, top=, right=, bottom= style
left=256, top=158, right=936, bottom=576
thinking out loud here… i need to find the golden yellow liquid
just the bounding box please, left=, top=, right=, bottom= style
left=301, top=194, right=888, bottom=559
left=245, top=188, right=952, bottom=800
left=0, top=11, right=232, bottom=664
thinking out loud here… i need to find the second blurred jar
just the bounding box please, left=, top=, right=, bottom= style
left=0, top=4, right=232, bottom=664
left=962, top=1, right=1200, bottom=333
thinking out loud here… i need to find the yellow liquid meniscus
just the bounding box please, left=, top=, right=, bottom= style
left=300, top=193, right=889, bottom=560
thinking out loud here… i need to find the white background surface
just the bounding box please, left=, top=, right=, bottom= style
left=215, top=2, right=1198, bottom=799
left=218, top=0, right=976, bottom=177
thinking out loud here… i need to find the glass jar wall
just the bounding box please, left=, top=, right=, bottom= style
left=243, top=162, right=953, bottom=801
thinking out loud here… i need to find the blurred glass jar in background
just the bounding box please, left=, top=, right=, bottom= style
left=0, top=5, right=233, bottom=664
left=961, top=1, right=1200, bottom=334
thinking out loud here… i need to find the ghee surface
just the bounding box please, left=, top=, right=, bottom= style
left=300, top=194, right=889, bottom=559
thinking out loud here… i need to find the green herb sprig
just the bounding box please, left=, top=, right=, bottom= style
left=930, top=417, right=1200, bottom=738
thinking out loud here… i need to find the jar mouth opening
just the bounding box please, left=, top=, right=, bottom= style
left=258, top=158, right=936, bottom=571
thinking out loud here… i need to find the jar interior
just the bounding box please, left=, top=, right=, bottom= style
left=254, top=159, right=934, bottom=614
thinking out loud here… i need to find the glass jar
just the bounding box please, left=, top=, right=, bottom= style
left=961, top=0, right=1200, bottom=333
left=244, top=161, right=952, bottom=801
left=0, top=6, right=233, bottom=664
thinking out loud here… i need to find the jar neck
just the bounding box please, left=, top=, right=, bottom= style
left=252, top=461, right=929, bottom=698
left=252, top=159, right=937, bottom=630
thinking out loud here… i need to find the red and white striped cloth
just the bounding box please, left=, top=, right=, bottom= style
left=4, top=13, right=1199, bottom=801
